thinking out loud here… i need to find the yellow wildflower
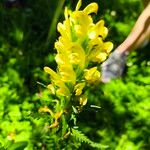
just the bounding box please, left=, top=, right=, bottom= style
left=103, top=41, right=114, bottom=53
left=44, top=67, right=70, bottom=97
left=47, top=84, right=55, bottom=94
left=79, top=95, right=87, bottom=106
left=74, top=82, right=85, bottom=96
left=39, top=106, right=63, bottom=129
left=84, top=67, right=101, bottom=83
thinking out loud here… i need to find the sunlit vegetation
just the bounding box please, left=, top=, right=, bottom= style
left=0, top=0, right=150, bottom=149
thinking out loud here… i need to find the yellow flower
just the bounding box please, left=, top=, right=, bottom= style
left=68, top=43, right=85, bottom=69
left=70, top=11, right=93, bottom=39
left=45, top=0, right=113, bottom=99
left=84, top=67, right=101, bottom=83
left=69, top=0, right=98, bottom=40
left=88, top=20, right=108, bottom=40
left=83, top=2, right=98, bottom=14
left=103, top=41, right=114, bottom=53
left=44, top=66, right=59, bottom=81
left=47, top=84, right=55, bottom=94
left=95, top=52, right=108, bottom=62
left=39, top=106, right=63, bottom=129
left=38, top=106, right=54, bottom=117
left=44, top=67, right=70, bottom=97
left=79, top=95, right=87, bottom=106
left=74, top=82, right=85, bottom=96
left=57, top=21, right=71, bottom=42
left=58, top=64, right=76, bottom=84
left=56, top=85, right=71, bottom=97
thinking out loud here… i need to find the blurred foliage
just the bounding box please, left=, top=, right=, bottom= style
left=0, top=0, right=150, bottom=149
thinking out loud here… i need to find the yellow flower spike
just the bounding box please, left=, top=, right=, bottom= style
left=83, top=3, right=98, bottom=14
left=76, top=0, right=82, bottom=11
left=103, top=42, right=113, bottom=53
left=79, top=95, right=87, bottom=106
left=84, top=67, right=101, bottom=83
left=74, top=82, right=85, bottom=96
left=47, top=84, right=55, bottom=94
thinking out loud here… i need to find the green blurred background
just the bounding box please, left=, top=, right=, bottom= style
left=0, top=0, right=150, bottom=149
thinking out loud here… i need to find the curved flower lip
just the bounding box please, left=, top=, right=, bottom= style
left=76, top=0, right=98, bottom=15
left=83, top=2, right=98, bottom=14
left=44, top=67, right=59, bottom=80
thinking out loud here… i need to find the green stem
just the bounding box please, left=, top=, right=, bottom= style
left=46, top=0, right=65, bottom=46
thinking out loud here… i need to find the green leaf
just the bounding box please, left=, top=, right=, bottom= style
left=9, top=141, right=28, bottom=150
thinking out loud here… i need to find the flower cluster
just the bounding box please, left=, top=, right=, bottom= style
left=42, top=0, right=113, bottom=128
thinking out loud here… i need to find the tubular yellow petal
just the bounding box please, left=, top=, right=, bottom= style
left=38, top=107, right=54, bottom=117
left=76, top=0, right=82, bottom=11
left=79, top=95, right=87, bottom=106
left=59, top=64, right=76, bottom=84
left=47, top=84, right=55, bottom=94
left=96, top=52, right=108, bottom=62
left=88, top=37, right=103, bottom=50
left=96, top=20, right=105, bottom=27
left=68, top=53, right=80, bottom=64
left=57, top=22, right=71, bottom=41
left=70, top=11, right=93, bottom=29
left=56, top=86, right=70, bottom=97
left=99, top=27, right=108, bottom=39
left=68, top=43, right=85, bottom=69
left=44, top=67, right=58, bottom=78
left=74, top=82, right=85, bottom=96
left=54, top=111, right=63, bottom=120
left=55, top=54, right=68, bottom=65
left=49, top=121, right=59, bottom=128
left=83, top=3, right=98, bottom=14
left=88, top=31, right=97, bottom=39
left=64, top=7, right=69, bottom=19
left=103, top=42, right=113, bottom=53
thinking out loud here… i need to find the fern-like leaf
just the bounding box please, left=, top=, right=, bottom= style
left=72, top=129, right=108, bottom=149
